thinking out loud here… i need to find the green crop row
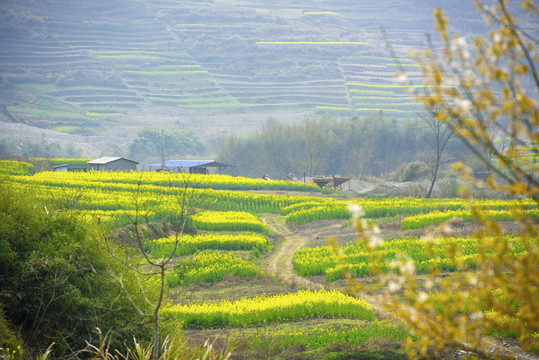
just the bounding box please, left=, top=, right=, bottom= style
left=284, top=197, right=538, bottom=226
left=192, top=211, right=269, bottom=234
left=247, top=320, right=408, bottom=349
left=168, top=251, right=261, bottom=286
left=9, top=178, right=312, bottom=218
left=285, top=204, right=350, bottom=225
left=83, top=209, right=156, bottom=226
left=145, top=232, right=269, bottom=257
left=401, top=209, right=539, bottom=229
left=21, top=170, right=322, bottom=192
left=293, top=236, right=527, bottom=281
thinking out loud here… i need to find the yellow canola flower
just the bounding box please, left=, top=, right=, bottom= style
left=153, top=232, right=267, bottom=247
left=295, top=234, right=528, bottom=281
left=401, top=208, right=539, bottom=229
left=161, top=289, right=373, bottom=328
left=192, top=211, right=269, bottom=233
left=172, top=252, right=261, bottom=285
left=0, top=160, right=34, bottom=176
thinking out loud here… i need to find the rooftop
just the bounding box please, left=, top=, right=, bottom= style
left=87, top=157, right=139, bottom=165
left=148, top=160, right=234, bottom=168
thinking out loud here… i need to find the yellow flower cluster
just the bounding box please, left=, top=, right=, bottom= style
left=294, top=235, right=526, bottom=281
left=146, top=232, right=268, bottom=256
left=161, top=289, right=373, bottom=329
left=0, top=160, right=34, bottom=176
left=401, top=208, right=539, bottom=229
left=8, top=171, right=321, bottom=218
left=169, top=251, right=261, bottom=286
left=192, top=211, right=269, bottom=233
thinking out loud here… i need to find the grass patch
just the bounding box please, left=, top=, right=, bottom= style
left=211, top=319, right=408, bottom=360
left=54, top=126, right=80, bottom=133
left=86, top=111, right=121, bottom=116
left=169, top=276, right=296, bottom=305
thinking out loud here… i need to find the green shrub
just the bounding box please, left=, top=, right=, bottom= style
left=400, top=161, right=429, bottom=182
left=0, top=181, right=152, bottom=357
left=0, top=307, right=24, bottom=359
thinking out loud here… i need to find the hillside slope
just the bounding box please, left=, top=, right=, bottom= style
left=0, top=0, right=534, bottom=155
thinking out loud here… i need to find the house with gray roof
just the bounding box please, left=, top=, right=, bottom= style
left=87, top=157, right=139, bottom=171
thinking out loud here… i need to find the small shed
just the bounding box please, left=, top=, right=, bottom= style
left=87, top=157, right=139, bottom=171
left=52, top=164, right=69, bottom=172
left=148, top=160, right=235, bottom=174
left=313, top=175, right=351, bottom=190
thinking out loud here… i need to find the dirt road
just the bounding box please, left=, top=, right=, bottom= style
left=261, top=215, right=539, bottom=360
left=262, top=215, right=324, bottom=291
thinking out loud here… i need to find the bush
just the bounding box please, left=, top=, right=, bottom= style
left=0, top=307, right=24, bottom=358
left=398, top=161, right=429, bottom=182
left=0, top=181, right=152, bottom=357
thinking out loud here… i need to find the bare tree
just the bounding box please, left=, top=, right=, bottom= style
left=260, top=118, right=294, bottom=177
left=417, top=107, right=455, bottom=197
left=104, top=176, right=192, bottom=360
left=363, top=1, right=539, bottom=357
left=394, top=3, right=538, bottom=200
left=385, top=0, right=538, bottom=201
left=301, top=117, right=326, bottom=178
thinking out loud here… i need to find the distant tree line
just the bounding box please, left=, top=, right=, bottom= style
left=128, top=128, right=205, bottom=163
left=216, top=112, right=468, bottom=180
left=0, top=138, right=83, bottom=159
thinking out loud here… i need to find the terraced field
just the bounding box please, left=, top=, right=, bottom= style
left=2, top=0, right=531, bottom=141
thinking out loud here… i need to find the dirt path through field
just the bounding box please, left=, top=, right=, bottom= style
left=261, top=215, right=539, bottom=359
left=262, top=215, right=385, bottom=311
left=262, top=215, right=324, bottom=291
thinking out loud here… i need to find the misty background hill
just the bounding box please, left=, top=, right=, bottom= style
left=0, top=0, right=535, bottom=158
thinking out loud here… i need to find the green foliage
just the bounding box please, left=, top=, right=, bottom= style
left=29, top=157, right=91, bottom=171
left=169, top=252, right=261, bottom=286
left=0, top=139, right=83, bottom=159
left=0, top=308, right=24, bottom=359
left=217, top=114, right=468, bottom=179
left=145, top=232, right=269, bottom=257
left=0, top=345, right=23, bottom=360
left=285, top=204, right=350, bottom=225
left=246, top=320, right=408, bottom=350
left=128, top=128, right=205, bottom=162
left=401, top=208, right=539, bottom=230
left=298, top=235, right=529, bottom=281
left=0, top=181, right=152, bottom=356
left=192, top=211, right=269, bottom=233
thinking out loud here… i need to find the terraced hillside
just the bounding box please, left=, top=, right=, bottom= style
left=0, top=0, right=533, bottom=150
